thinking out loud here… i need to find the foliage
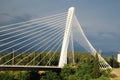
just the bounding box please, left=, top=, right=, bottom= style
left=93, top=54, right=100, bottom=78
left=0, top=52, right=60, bottom=66
left=0, top=71, right=14, bottom=80
left=60, top=64, right=76, bottom=80
left=100, top=69, right=111, bottom=78
left=92, top=75, right=110, bottom=80
left=0, top=71, right=30, bottom=80
left=40, top=71, right=60, bottom=80
left=0, top=52, right=112, bottom=80
left=109, top=54, right=119, bottom=68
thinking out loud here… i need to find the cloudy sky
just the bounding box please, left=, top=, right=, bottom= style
left=0, top=0, right=120, bottom=52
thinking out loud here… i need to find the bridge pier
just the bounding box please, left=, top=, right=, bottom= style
left=59, top=7, right=75, bottom=67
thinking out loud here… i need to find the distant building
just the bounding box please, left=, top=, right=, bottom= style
left=117, top=51, right=120, bottom=62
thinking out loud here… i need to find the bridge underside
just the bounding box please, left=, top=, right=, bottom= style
left=0, top=65, right=61, bottom=71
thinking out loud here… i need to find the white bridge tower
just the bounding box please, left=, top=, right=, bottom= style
left=59, top=7, right=74, bottom=67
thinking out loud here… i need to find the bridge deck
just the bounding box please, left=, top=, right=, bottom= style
left=0, top=65, right=61, bottom=71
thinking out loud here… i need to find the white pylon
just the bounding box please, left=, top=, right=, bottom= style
left=59, top=7, right=75, bottom=67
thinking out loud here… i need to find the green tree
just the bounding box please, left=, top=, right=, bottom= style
left=14, top=71, right=30, bottom=80
left=0, top=71, right=14, bottom=80
left=75, top=62, right=93, bottom=80
left=60, top=64, right=75, bottom=80
left=93, top=53, right=100, bottom=78
left=109, top=54, right=119, bottom=68
left=100, top=69, right=111, bottom=78
left=41, top=71, right=60, bottom=80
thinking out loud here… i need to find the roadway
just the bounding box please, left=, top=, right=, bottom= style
left=0, top=65, right=61, bottom=71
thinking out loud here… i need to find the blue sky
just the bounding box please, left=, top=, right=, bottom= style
left=0, top=0, right=120, bottom=52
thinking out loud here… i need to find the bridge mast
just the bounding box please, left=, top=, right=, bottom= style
left=59, top=7, right=75, bottom=67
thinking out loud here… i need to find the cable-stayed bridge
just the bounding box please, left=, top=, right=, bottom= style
left=0, top=7, right=111, bottom=71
